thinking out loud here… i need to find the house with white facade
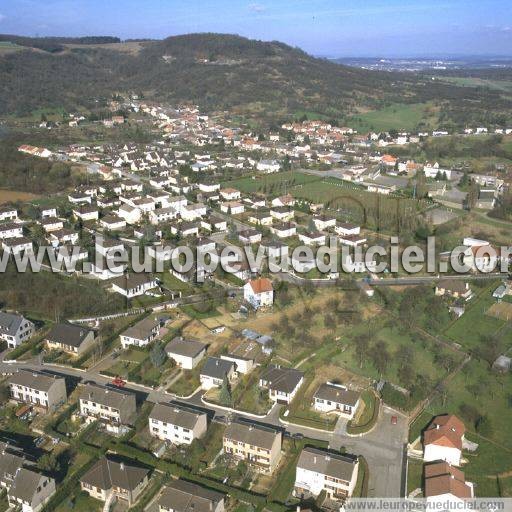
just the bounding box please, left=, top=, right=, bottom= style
left=424, top=461, right=474, bottom=504
left=200, top=357, right=236, bottom=390
left=313, top=382, right=361, bottom=419
left=0, top=312, right=35, bottom=348
left=165, top=338, right=207, bottom=369
left=243, top=278, right=274, bottom=309
left=259, top=365, right=304, bottom=404
left=423, top=414, right=465, bottom=467
left=119, top=316, right=163, bottom=349
left=111, top=273, right=158, bottom=298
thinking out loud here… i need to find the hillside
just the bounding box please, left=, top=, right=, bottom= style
left=0, top=33, right=510, bottom=126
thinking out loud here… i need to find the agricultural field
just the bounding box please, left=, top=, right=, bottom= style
left=222, top=171, right=321, bottom=195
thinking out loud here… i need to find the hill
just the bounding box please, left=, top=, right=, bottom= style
left=0, top=33, right=510, bottom=127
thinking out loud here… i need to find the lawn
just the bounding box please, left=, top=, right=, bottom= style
left=348, top=102, right=438, bottom=133
left=347, top=390, right=379, bottom=435
left=167, top=367, right=201, bottom=396
left=407, top=458, right=424, bottom=496
left=222, top=171, right=321, bottom=195
left=54, top=489, right=102, bottom=512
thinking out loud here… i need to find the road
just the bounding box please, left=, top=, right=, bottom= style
left=0, top=356, right=407, bottom=498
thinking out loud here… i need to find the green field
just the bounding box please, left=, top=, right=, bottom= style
left=440, top=76, right=512, bottom=93
left=348, top=102, right=438, bottom=132
left=222, top=171, right=321, bottom=195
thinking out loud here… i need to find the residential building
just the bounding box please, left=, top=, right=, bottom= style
left=7, top=467, right=56, bottom=512
left=0, top=223, right=23, bottom=240
left=0, top=207, right=18, bottom=222
left=220, top=354, right=255, bottom=374
left=119, top=316, right=163, bottom=348
left=200, top=357, right=236, bottom=390
left=294, top=447, right=359, bottom=501
left=79, top=383, right=137, bottom=433
left=45, top=323, right=95, bottom=356
left=9, top=370, right=67, bottom=412
left=313, top=382, right=361, bottom=419
left=165, top=338, right=207, bottom=369
left=243, top=278, right=274, bottom=309
left=80, top=456, right=150, bottom=506
left=223, top=420, right=282, bottom=473
left=158, top=480, right=225, bottom=512
left=148, top=402, right=208, bottom=445
left=2, top=237, right=33, bottom=254
left=435, top=280, right=473, bottom=301
left=259, top=365, right=304, bottom=404
left=111, top=273, right=159, bottom=298
left=423, top=414, right=465, bottom=466
left=0, top=312, right=35, bottom=348
left=424, top=461, right=474, bottom=504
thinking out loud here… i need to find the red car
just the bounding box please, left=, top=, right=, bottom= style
left=391, top=415, right=398, bottom=425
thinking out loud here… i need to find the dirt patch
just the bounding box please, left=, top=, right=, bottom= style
left=0, top=189, right=40, bottom=204
left=487, top=302, right=512, bottom=321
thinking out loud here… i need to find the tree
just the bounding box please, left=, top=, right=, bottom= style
left=371, top=340, right=390, bottom=376
left=219, top=377, right=232, bottom=407
left=38, top=452, right=60, bottom=475
left=354, top=332, right=370, bottom=369
left=150, top=343, right=166, bottom=368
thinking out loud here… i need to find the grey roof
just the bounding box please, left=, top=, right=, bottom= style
left=297, top=447, right=358, bottom=480
left=121, top=316, right=161, bottom=341
left=80, top=456, right=149, bottom=492
left=9, top=370, right=64, bottom=392
left=200, top=357, right=234, bottom=380
left=0, top=442, right=25, bottom=484
left=79, top=384, right=136, bottom=410
left=260, top=365, right=304, bottom=394
left=45, top=323, right=93, bottom=349
left=112, top=273, right=156, bottom=292
left=0, top=312, right=24, bottom=336
left=165, top=338, right=207, bottom=359
left=158, top=480, right=225, bottom=512
left=224, top=420, right=280, bottom=450
left=8, top=467, right=51, bottom=503
left=150, top=402, right=206, bottom=430
left=313, top=383, right=360, bottom=407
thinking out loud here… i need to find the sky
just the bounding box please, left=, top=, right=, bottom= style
left=0, top=0, right=511, bottom=57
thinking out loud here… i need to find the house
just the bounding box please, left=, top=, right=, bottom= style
left=313, top=382, right=361, bottom=419
left=148, top=402, right=208, bottom=445
left=150, top=207, right=177, bottom=225
left=118, top=203, right=141, bottom=224
left=202, top=216, right=227, bottom=232
left=40, top=217, right=64, bottom=233
left=259, top=365, right=304, bottom=404
left=271, top=222, right=297, bottom=239
left=248, top=211, right=273, bottom=226
left=270, top=207, right=294, bottom=222
left=220, top=354, right=255, bottom=374
left=100, top=215, right=127, bottom=231
left=165, top=338, right=207, bottom=369
left=0, top=223, right=23, bottom=239
left=223, top=420, right=282, bottom=473
left=220, top=188, right=241, bottom=201
left=79, top=383, right=137, bottom=433
left=158, top=480, right=225, bottom=512
left=294, top=447, right=359, bottom=501
left=73, top=205, right=99, bottom=222
left=119, top=316, right=163, bottom=348
left=271, top=195, right=295, bottom=208
left=335, top=222, right=361, bottom=237
left=7, top=467, right=56, bottom=512
left=338, top=233, right=367, bottom=247
left=424, top=461, right=474, bottom=504
left=257, top=159, right=281, bottom=173
left=435, top=280, right=473, bottom=301
left=313, top=215, right=336, bottom=231
left=111, top=273, right=158, bottom=298
left=243, top=278, right=274, bottom=309
left=181, top=203, right=207, bottom=221
left=423, top=414, right=465, bottom=466
left=9, top=370, right=67, bottom=412
left=238, top=229, right=262, bottom=244
left=2, top=237, right=33, bottom=254
left=200, top=357, right=236, bottom=390
left=0, top=312, right=35, bottom=348
left=80, top=456, right=150, bottom=506
left=0, top=207, right=18, bottom=222
left=220, top=201, right=244, bottom=215
left=298, top=231, right=326, bottom=246
left=48, top=228, right=79, bottom=247
left=45, top=323, right=95, bottom=356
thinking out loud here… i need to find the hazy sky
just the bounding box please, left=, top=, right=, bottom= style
left=1, top=0, right=511, bottom=57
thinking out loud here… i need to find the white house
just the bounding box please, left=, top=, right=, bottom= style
left=119, top=316, right=163, bottom=349
left=0, top=207, right=18, bottom=222
left=0, top=223, right=23, bottom=240
left=313, top=382, right=361, bottom=419
left=2, top=237, right=33, bottom=255
left=220, top=354, right=255, bottom=374
left=423, top=414, right=465, bottom=467
left=243, top=278, right=274, bottom=309
left=220, top=201, right=244, bottom=215
left=0, top=312, right=35, bottom=348
left=335, top=222, right=360, bottom=237
left=148, top=402, right=207, bottom=445
left=111, top=273, right=158, bottom=298
left=200, top=357, right=236, bottom=390
left=294, top=447, right=359, bottom=501
left=259, top=365, right=304, bottom=404
left=257, top=159, right=281, bottom=173
left=165, top=338, right=207, bottom=369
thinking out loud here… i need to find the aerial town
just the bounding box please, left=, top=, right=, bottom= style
left=1, top=4, right=512, bottom=509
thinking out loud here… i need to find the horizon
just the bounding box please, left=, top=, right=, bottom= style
left=1, top=0, right=511, bottom=58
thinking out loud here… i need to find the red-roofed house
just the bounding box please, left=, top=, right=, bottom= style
left=244, top=278, right=274, bottom=309
left=423, top=415, right=465, bottom=466
left=424, top=461, right=474, bottom=504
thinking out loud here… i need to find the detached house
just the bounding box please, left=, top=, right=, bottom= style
left=165, top=338, right=207, bottom=369
left=0, top=312, right=35, bottom=348
left=423, top=414, right=465, bottom=467
left=259, top=365, right=304, bottom=404
left=294, top=447, right=359, bottom=501
left=45, top=323, right=95, bottom=356
left=119, top=316, right=163, bottom=348
left=80, top=456, right=150, bottom=506
left=111, top=273, right=158, bottom=298
left=200, top=357, right=236, bottom=390
left=435, top=280, right=473, bottom=301
left=313, top=382, right=361, bottom=419
left=79, top=383, right=137, bottom=433
left=7, top=467, right=56, bottom=512
left=149, top=402, right=208, bottom=445
left=158, top=480, right=225, bottom=512
left=9, top=370, right=67, bottom=412
left=223, top=420, right=282, bottom=473
left=243, top=278, right=274, bottom=309
left=0, top=223, right=23, bottom=240
left=0, top=207, right=18, bottom=222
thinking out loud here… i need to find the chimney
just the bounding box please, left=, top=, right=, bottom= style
left=313, top=456, right=317, bottom=464
left=120, top=462, right=125, bottom=471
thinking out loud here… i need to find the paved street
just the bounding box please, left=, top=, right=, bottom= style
left=0, top=356, right=408, bottom=497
